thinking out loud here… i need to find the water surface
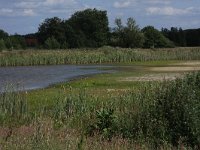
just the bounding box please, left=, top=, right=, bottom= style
left=0, top=65, right=114, bottom=92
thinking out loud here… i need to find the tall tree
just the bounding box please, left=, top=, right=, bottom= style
left=68, top=8, right=109, bottom=47
left=111, top=17, right=144, bottom=48
left=38, top=17, right=65, bottom=45
left=142, top=26, right=174, bottom=48
left=0, top=29, right=9, bottom=39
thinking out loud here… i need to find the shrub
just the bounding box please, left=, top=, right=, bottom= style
left=86, top=108, right=117, bottom=140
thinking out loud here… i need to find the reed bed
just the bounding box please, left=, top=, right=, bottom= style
left=0, top=47, right=200, bottom=66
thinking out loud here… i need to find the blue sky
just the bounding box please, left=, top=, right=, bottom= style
left=0, top=0, right=200, bottom=34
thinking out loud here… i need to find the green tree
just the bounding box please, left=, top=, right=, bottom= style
left=4, top=37, right=13, bottom=50
left=68, top=8, right=109, bottom=47
left=9, top=35, right=27, bottom=50
left=62, top=21, right=85, bottom=48
left=38, top=17, right=65, bottom=45
left=142, top=26, right=174, bottom=48
left=44, top=37, right=60, bottom=49
left=112, top=18, right=144, bottom=48
left=0, top=29, right=9, bottom=39
left=0, top=39, right=6, bottom=51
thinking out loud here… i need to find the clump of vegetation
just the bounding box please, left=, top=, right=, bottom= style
left=86, top=108, right=117, bottom=140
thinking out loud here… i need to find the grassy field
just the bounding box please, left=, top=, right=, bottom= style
left=1, top=48, right=200, bottom=149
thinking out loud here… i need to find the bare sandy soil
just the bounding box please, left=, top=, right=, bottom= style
left=175, top=61, right=200, bottom=66
left=120, top=61, right=200, bottom=82
left=119, top=73, right=182, bottom=82
left=150, top=66, right=200, bottom=72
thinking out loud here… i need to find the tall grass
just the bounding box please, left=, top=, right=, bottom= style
left=0, top=85, right=29, bottom=126
left=0, top=47, right=200, bottom=66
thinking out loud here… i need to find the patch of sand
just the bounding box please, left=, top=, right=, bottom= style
left=119, top=73, right=182, bottom=82
left=176, top=61, right=200, bottom=66
left=151, top=66, right=200, bottom=72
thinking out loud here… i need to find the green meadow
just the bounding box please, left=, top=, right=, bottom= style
left=1, top=48, right=200, bottom=149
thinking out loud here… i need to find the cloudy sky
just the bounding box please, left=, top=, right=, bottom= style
left=0, top=0, right=200, bottom=34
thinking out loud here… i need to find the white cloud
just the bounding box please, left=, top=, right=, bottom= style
left=23, top=9, right=36, bottom=16
left=0, top=8, right=13, bottom=16
left=15, top=2, right=40, bottom=9
left=6, top=0, right=79, bottom=17
left=114, top=1, right=131, bottom=8
left=0, top=8, right=36, bottom=17
left=43, top=0, right=76, bottom=6
left=147, top=0, right=171, bottom=5
left=146, top=6, right=193, bottom=16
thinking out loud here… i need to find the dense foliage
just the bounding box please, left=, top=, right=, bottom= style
left=0, top=32, right=27, bottom=51
left=38, top=9, right=109, bottom=48
left=68, top=8, right=109, bottom=47
left=162, top=27, right=200, bottom=47
left=110, top=18, right=144, bottom=48
left=142, top=26, right=174, bottom=48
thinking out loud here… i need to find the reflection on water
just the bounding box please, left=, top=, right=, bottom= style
left=0, top=65, right=114, bottom=92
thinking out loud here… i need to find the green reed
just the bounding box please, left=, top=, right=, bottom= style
left=0, top=47, right=200, bottom=66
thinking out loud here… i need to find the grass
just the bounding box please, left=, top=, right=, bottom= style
left=0, top=47, right=200, bottom=66
left=1, top=56, right=200, bottom=149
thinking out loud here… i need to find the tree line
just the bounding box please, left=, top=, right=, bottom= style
left=162, top=27, right=200, bottom=47
left=0, top=8, right=200, bottom=51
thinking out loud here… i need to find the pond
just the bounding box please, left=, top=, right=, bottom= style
left=0, top=65, right=115, bottom=92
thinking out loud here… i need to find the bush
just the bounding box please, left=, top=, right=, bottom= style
left=86, top=108, right=117, bottom=140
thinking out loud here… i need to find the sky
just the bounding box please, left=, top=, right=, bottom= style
left=0, top=0, right=200, bottom=35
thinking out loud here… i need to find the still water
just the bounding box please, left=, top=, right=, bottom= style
left=0, top=65, right=114, bottom=92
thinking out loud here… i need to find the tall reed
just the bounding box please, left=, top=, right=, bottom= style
left=0, top=47, right=200, bottom=66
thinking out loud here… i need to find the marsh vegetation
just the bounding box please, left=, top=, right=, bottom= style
left=1, top=55, right=200, bottom=149
left=0, top=47, right=200, bottom=66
